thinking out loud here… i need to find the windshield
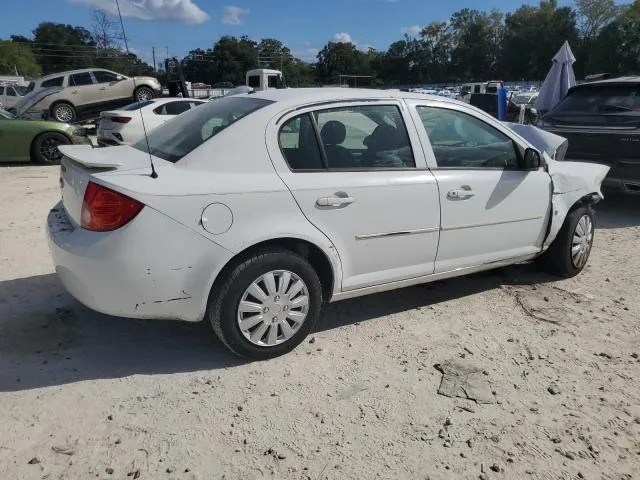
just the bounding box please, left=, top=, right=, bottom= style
left=553, top=85, right=640, bottom=113
left=133, top=96, right=273, bottom=163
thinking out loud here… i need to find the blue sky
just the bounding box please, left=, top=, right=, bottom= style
left=0, top=0, right=631, bottom=65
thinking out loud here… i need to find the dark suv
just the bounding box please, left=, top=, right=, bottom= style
left=539, top=77, right=640, bottom=194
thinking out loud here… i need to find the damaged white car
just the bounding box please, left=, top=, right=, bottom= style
left=47, top=89, right=609, bottom=359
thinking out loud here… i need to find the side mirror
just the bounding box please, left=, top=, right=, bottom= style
left=116, top=75, right=125, bottom=82
left=523, top=148, right=541, bottom=170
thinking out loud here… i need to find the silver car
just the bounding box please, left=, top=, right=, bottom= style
left=26, top=68, right=162, bottom=122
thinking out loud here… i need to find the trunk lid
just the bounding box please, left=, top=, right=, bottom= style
left=58, top=145, right=157, bottom=225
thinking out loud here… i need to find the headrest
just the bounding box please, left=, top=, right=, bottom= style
left=320, top=120, right=346, bottom=145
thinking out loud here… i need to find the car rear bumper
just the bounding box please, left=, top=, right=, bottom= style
left=47, top=202, right=232, bottom=322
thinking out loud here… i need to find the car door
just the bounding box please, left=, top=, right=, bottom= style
left=408, top=100, right=552, bottom=273
left=267, top=101, right=441, bottom=291
left=92, top=70, right=121, bottom=103
left=68, top=72, right=99, bottom=109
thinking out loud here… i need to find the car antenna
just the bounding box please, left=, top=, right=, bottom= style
left=114, top=0, right=158, bottom=179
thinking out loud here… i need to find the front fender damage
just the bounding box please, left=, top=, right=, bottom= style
left=504, top=123, right=610, bottom=248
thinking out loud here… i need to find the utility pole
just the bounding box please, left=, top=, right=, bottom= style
left=152, top=47, right=157, bottom=72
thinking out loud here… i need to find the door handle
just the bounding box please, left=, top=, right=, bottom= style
left=447, top=187, right=475, bottom=200
left=316, top=196, right=355, bottom=207
left=71, top=90, right=78, bottom=94
left=99, top=87, right=106, bottom=90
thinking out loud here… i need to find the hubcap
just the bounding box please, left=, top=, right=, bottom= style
left=55, top=105, right=73, bottom=122
left=40, top=137, right=62, bottom=162
left=237, top=270, right=309, bottom=347
left=571, top=214, right=593, bottom=269
left=137, top=89, right=152, bottom=101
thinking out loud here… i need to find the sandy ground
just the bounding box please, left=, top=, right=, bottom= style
left=1, top=164, right=639, bottom=480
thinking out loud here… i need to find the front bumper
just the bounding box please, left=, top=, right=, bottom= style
left=47, top=202, right=231, bottom=322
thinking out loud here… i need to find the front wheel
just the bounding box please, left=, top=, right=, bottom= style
left=31, top=132, right=70, bottom=165
left=538, top=206, right=595, bottom=277
left=209, top=249, right=323, bottom=360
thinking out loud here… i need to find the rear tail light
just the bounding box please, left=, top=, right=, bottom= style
left=81, top=182, right=144, bottom=231
left=110, top=116, right=132, bottom=124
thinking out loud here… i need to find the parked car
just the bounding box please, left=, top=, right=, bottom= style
left=538, top=76, right=640, bottom=194
left=26, top=69, right=162, bottom=123
left=48, top=89, right=608, bottom=360
left=97, top=97, right=208, bottom=146
left=0, top=84, right=26, bottom=109
left=511, top=92, right=538, bottom=107
left=0, top=87, right=91, bottom=164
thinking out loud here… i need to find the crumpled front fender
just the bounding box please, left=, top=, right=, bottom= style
left=504, top=123, right=610, bottom=248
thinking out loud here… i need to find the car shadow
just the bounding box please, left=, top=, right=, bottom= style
left=596, top=191, right=640, bottom=228
left=0, top=263, right=560, bottom=392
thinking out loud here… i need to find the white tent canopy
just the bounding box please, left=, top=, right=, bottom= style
left=534, top=41, right=577, bottom=113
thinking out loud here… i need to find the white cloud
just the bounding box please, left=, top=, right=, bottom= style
left=334, top=32, right=354, bottom=44
left=221, top=5, right=249, bottom=25
left=359, top=43, right=376, bottom=52
left=68, top=0, right=209, bottom=24
left=401, top=25, right=422, bottom=36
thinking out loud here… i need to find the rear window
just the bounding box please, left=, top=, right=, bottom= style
left=133, top=96, right=273, bottom=163
left=554, top=85, right=640, bottom=113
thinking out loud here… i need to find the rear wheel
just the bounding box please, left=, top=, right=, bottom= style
left=31, top=132, right=70, bottom=165
left=209, top=249, right=323, bottom=360
left=135, top=86, right=155, bottom=102
left=51, top=102, right=76, bottom=123
left=538, top=206, right=595, bottom=277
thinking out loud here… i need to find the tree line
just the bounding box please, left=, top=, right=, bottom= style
left=1, top=0, right=638, bottom=87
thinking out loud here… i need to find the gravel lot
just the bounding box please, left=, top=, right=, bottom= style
left=1, top=164, right=639, bottom=480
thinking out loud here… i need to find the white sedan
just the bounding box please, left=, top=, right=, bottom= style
left=97, top=97, right=207, bottom=146
left=48, top=88, right=609, bottom=359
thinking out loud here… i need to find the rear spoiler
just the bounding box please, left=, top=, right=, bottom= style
left=58, top=145, right=123, bottom=169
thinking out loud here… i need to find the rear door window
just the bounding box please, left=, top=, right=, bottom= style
left=313, top=105, right=415, bottom=169
left=69, top=72, right=94, bottom=87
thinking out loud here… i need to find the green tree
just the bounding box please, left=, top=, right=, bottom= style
left=31, top=22, right=97, bottom=74
left=316, top=41, right=373, bottom=84
left=210, top=36, right=258, bottom=84
left=0, top=39, right=42, bottom=76
left=502, top=1, right=579, bottom=80
left=589, top=1, right=640, bottom=75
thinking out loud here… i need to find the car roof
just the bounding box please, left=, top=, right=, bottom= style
left=38, top=68, right=113, bottom=81
left=249, top=87, right=460, bottom=110
left=571, top=76, right=640, bottom=90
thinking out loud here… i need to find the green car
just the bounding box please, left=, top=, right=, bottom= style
left=0, top=87, right=91, bottom=164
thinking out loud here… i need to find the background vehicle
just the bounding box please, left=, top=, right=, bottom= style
left=511, top=92, right=539, bottom=107
left=246, top=69, right=285, bottom=91
left=538, top=76, right=640, bottom=194
left=48, top=89, right=608, bottom=360
left=0, top=84, right=25, bottom=109
left=0, top=87, right=91, bottom=164
left=97, top=98, right=207, bottom=146
left=26, top=69, right=162, bottom=123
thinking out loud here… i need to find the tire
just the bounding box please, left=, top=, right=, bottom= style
left=31, top=132, right=70, bottom=165
left=51, top=102, right=76, bottom=123
left=538, top=206, right=595, bottom=278
left=135, top=86, right=155, bottom=102
left=209, top=249, right=323, bottom=360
